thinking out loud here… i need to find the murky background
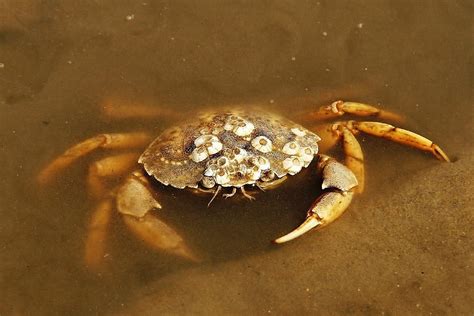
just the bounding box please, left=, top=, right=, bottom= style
left=1, top=1, right=472, bottom=315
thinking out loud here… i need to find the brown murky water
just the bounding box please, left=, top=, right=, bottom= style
left=1, top=1, right=472, bottom=315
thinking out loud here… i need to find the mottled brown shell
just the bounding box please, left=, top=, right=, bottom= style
left=139, top=109, right=320, bottom=189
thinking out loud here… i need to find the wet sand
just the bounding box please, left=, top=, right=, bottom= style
left=0, top=0, right=472, bottom=315
left=116, top=146, right=473, bottom=315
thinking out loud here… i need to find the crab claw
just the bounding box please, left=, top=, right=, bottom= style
left=274, top=156, right=357, bottom=244
left=122, top=213, right=199, bottom=262
left=273, top=216, right=321, bottom=244
left=117, top=171, right=199, bottom=262
left=274, top=191, right=354, bottom=243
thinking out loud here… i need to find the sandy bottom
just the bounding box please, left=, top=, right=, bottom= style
left=0, top=1, right=472, bottom=315
left=116, top=147, right=473, bottom=315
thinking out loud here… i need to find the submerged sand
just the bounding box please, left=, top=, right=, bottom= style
left=0, top=0, right=472, bottom=315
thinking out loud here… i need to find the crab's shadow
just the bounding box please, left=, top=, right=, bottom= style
left=108, top=165, right=321, bottom=274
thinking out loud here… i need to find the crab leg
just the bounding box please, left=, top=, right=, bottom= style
left=274, top=155, right=358, bottom=243
left=340, top=126, right=365, bottom=193
left=83, top=153, right=143, bottom=269
left=343, top=121, right=450, bottom=162
left=312, top=124, right=365, bottom=193
left=38, top=132, right=151, bottom=184
left=240, top=187, right=256, bottom=201
left=256, top=176, right=288, bottom=191
left=306, top=100, right=403, bottom=122
left=117, top=171, right=198, bottom=261
left=314, top=117, right=450, bottom=193
left=87, top=152, right=140, bottom=198
left=84, top=199, right=114, bottom=270
left=101, top=98, right=180, bottom=120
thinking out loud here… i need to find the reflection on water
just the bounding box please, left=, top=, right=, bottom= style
left=1, top=1, right=472, bottom=315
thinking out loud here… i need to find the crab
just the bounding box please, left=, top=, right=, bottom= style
left=37, top=100, right=449, bottom=269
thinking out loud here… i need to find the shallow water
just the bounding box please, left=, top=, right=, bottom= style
left=1, top=1, right=472, bottom=315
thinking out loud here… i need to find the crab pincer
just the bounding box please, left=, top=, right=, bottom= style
left=274, top=155, right=358, bottom=243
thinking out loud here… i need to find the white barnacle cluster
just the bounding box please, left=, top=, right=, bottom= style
left=224, top=115, right=255, bottom=137
left=189, top=134, right=223, bottom=163
left=246, top=156, right=271, bottom=180
left=281, top=137, right=315, bottom=175
left=201, top=148, right=273, bottom=187
left=282, top=156, right=304, bottom=175
left=202, top=154, right=236, bottom=187
left=199, top=119, right=225, bottom=136
left=227, top=147, right=248, bottom=163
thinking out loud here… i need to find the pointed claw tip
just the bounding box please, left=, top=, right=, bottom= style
left=273, top=233, right=298, bottom=244
left=433, top=145, right=450, bottom=162
left=321, top=182, right=329, bottom=191
left=273, top=216, right=321, bottom=244
left=272, top=236, right=290, bottom=244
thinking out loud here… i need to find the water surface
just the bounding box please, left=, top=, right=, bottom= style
left=0, top=1, right=472, bottom=315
